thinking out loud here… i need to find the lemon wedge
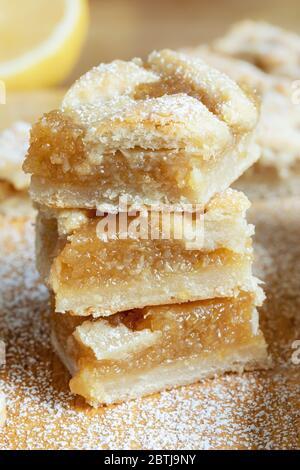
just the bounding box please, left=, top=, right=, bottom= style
left=0, top=0, right=88, bottom=90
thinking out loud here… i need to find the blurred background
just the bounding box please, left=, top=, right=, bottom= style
left=1, top=0, right=300, bottom=93
left=0, top=0, right=299, bottom=128
left=71, top=0, right=300, bottom=84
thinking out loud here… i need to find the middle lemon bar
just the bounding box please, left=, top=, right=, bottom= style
left=36, top=189, right=261, bottom=317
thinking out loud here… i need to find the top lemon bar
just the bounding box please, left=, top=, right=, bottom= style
left=24, top=50, right=259, bottom=211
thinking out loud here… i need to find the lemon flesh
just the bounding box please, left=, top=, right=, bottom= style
left=0, top=0, right=89, bottom=90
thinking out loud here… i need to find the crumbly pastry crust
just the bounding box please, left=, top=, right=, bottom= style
left=36, top=189, right=263, bottom=317
left=38, top=188, right=254, bottom=250
left=24, top=50, right=259, bottom=210
left=51, top=292, right=269, bottom=406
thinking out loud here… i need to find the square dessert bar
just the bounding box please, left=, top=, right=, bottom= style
left=24, top=49, right=259, bottom=211
left=51, top=291, right=269, bottom=406
left=36, top=189, right=262, bottom=317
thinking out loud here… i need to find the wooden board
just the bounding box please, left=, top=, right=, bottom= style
left=0, top=199, right=299, bottom=450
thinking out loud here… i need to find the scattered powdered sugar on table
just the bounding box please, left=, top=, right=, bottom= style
left=0, top=203, right=299, bottom=450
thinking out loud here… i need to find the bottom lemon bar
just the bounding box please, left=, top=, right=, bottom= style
left=51, top=292, right=269, bottom=406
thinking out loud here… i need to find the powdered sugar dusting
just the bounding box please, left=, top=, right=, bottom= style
left=0, top=202, right=299, bottom=449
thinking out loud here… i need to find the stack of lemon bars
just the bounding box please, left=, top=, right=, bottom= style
left=24, top=50, right=269, bottom=406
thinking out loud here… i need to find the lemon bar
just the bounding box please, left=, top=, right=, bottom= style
left=51, top=292, right=269, bottom=406
left=36, top=189, right=261, bottom=317
left=24, top=50, right=259, bottom=211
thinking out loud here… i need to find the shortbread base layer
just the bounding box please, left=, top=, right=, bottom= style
left=51, top=293, right=268, bottom=406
